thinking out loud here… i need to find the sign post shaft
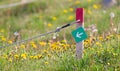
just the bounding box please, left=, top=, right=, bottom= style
left=76, top=24, right=84, bottom=59
left=76, top=8, right=84, bottom=59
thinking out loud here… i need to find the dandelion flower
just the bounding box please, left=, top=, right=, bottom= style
left=87, top=0, right=91, bottom=2
left=106, top=36, right=110, bottom=40
left=8, top=58, right=12, bottom=62
left=75, top=1, right=80, bottom=5
left=30, top=42, right=37, bottom=48
left=87, top=10, right=92, bottom=15
left=47, top=54, right=51, bottom=57
left=3, top=55, right=8, bottom=59
left=1, top=37, right=6, bottom=41
left=20, top=44, right=25, bottom=48
left=14, top=54, right=19, bottom=59
left=85, top=39, right=91, bottom=44
left=96, top=42, right=102, bottom=47
left=52, top=16, right=57, bottom=21
left=31, top=43, right=37, bottom=48
left=63, top=9, right=68, bottom=13
left=61, top=40, right=67, bottom=43
left=30, top=56, right=34, bottom=59
left=43, top=50, right=48, bottom=53
left=93, top=4, right=98, bottom=9
left=69, top=8, right=73, bottom=12
left=33, top=55, right=38, bottom=59
left=8, top=40, right=13, bottom=44
left=21, top=53, right=27, bottom=59
left=45, top=61, right=49, bottom=65
left=98, top=36, right=104, bottom=41
left=37, top=54, right=42, bottom=58
left=47, top=23, right=52, bottom=27
left=39, top=41, right=47, bottom=46
left=68, top=15, right=74, bottom=20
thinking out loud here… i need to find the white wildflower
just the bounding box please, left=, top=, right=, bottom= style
left=92, top=29, right=98, bottom=33
left=110, top=12, right=115, bottom=18
left=14, top=32, right=19, bottom=36
left=113, top=28, right=117, bottom=32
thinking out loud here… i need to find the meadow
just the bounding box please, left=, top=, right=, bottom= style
left=0, top=0, right=120, bottom=71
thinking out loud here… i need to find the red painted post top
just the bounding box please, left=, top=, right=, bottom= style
left=76, top=8, right=84, bottom=24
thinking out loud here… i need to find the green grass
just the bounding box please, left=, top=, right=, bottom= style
left=0, top=0, right=120, bottom=71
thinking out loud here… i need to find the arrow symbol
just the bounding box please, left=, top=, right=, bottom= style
left=76, top=32, right=83, bottom=38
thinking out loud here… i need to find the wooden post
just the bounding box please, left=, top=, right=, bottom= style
left=76, top=8, right=84, bottom=59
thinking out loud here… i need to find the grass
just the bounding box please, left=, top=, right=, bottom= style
left=0, top=0, right=120, bottom=71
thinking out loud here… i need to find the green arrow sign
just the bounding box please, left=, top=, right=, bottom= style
left=71, top=27, right=87, bottom=43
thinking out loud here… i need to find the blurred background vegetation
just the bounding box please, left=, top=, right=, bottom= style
left=0, top=0, right=119, bottom=40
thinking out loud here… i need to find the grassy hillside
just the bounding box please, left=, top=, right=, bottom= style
left=0, top=0, right=120, bottom=71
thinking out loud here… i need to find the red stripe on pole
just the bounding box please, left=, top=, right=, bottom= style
left=76, top=8, right=84, bottom=24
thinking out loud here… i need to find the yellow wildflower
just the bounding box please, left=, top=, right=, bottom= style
left=63, top=9, right=68, bottom=13
left=21, top=53, right=27, bottom=59
left=30, top=41, right=35, bottom=44
left=47, top=23, right=52, bottom=27
left=45, top=61, right=49, bottom=65
left=34, top=55, right=38, bottom=59
left=8, top=58, right=12, bottom=62
left=84, top=41, right=88, bottom=47
left=106, top=36, right=110, bottom=40
left=8, top=40, right=13, bottom=44
left=39, top=41, right=47, bottom=46
left=30, top=56, right=34, bottom=59
left=14, top=54, right=19, bottom=59
left=96, top=42, right=100, bottom=45
left=75, top=1, right=80, bottom=5
left=85, top=39, right=91, bottom=44
left=69, top=8, right=73, bottom=12
left=93, top=4, right=98, bottom=9
left=20, top=44, right=25, bottom=48
left=61, top=40, right=67, bottom=43
left=51, top=44, right=57, bottom=50
left=87, top=0, right=91, bottom=2
left=3, top=55, right=8, bottom=59
left=1, top=37, right=6, bottom=41
left=31, top=43, right=37, bottom=48
left=43, top=50, right=48, bottom=53
left=65, top=44, right=70, bottom=48
left=37, top=54, right=42, bottom=58
left=68, top=16, right=74, bottom=20
left=87, top=10, right=92, bottom=15
left=47, top=54, right=51, bottom=57
left=91, top=47, right=95, bottom=51
left=96, top=42, right=102, bottom=47
left=52, top=16, right=57, bottom=21
left=98, top=36, right=104, bottom=41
